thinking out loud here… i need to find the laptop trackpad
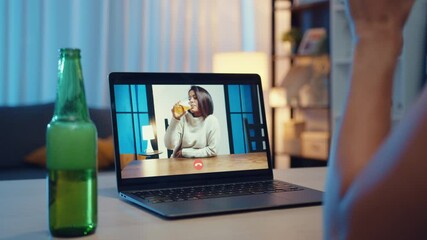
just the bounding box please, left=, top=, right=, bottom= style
left=210, top=194, right=292, bottom=211
left=154, top=194, right=291, bottom=218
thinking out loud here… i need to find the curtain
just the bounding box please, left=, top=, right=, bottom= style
left=0, top=0, right=271, bottom=108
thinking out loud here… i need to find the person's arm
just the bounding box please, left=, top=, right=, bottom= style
left=324, top=0, right=427, bottom=239
left=333, top=0, right=414, bottom=196
left=164, top=102, right=188, bottom=152
left=164, top=117, right=183, bottom=150
left=181, top=116, right=220, bottom=158
left=336, top=82, right=427, bottom=240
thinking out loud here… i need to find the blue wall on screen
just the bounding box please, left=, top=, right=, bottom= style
left=228, top=84, right=256, bottom=154
left=240, top=85, right=253, bottom=112
left=116, top=114, right=134, bottom=153
left=131, top=85, right=148, bottom=112
left=115, top=84, right=150, bottom=154
left=231, top=114, right=245, bottom=154
left=114, top=85, right=131, bottom=112
left=228, top=85, right=241, bottom=112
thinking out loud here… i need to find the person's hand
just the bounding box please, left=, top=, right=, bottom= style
left=175, top=149, right=183, bottom=158
left=171, top=102, right=186, bottom=120
left=346, top=0, right=415, bottom=47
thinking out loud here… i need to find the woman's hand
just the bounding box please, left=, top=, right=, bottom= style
left=171, top=102, right=186, bottom=120
left=345, top=0, right=416, bottom=76
left=174, top=149, right=183, bottom=158
left=346, top=0, right=415, bottom=60
left=346, top=0, right=415, bottom=47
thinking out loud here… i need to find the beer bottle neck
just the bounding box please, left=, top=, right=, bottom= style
left=53, top=49, right=90, bottom=122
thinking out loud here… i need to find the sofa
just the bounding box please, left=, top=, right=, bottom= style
left=0, top=102, right=114, bottom=180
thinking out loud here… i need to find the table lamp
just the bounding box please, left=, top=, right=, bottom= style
left=212, top=52, right=270, bottom=90
left=142, top=125, right=155, bottom=153
left=269, top=87, right=287, bottom=108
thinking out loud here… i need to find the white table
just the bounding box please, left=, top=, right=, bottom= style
left=0, top=167, right=326, bottom=240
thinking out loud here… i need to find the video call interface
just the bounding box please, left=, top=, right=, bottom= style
left=112, top=83, right=269, bottom=179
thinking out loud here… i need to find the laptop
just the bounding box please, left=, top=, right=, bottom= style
left=108, top=72, right=322, bottom=219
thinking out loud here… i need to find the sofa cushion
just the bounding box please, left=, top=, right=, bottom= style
left=24, top=136, right=115, bottom=169
left=0, top=103, right=54, bottom=168
left=0, top=168, right=47, bottom=180
left=89, top=107, right=113, bottom=138
left=0, top=102, right=113, bottom=169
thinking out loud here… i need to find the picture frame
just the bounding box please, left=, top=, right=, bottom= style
left=297, top=28, right=327, bottom=55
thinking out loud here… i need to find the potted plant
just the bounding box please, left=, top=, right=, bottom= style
left=281, top=28, right=302, bottom=54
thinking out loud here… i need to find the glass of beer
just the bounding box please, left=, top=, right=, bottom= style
left=173, top=100, right=191, bottom=116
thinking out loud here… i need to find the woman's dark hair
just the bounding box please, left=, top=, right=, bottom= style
left=189, top=86, right=214, bottom=118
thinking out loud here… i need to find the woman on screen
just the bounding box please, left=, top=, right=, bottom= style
left=164, top=86, right=220, bottom=158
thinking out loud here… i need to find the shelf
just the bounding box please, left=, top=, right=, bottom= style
left=272, top=0, right=331, bottom=167
left=273, top=53, right=329, bottom=60
left=333, top=57, right=352, bottom=65
left=290, top=154, right=328, bottom=161
left=290, top=155, right=328, bottom=168
left=291, top=1, right=329, bottom=12
left=293, top=54, right=329, bottom=58
left=273, top=54, right=293, bottom=60
left=289, top=105, right=330, bottom=110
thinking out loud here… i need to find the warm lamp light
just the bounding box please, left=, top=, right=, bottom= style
left=212, top=52, right=270, bottom=90
left=142, top=125, right=155, bottom=153
left=269, top=87, right=287, bottom=108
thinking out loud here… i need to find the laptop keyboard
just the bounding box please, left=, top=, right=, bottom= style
left=131, top=180, right=304, bottom=204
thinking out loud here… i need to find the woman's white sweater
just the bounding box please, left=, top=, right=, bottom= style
left=164, top=112, right=220, bottom=158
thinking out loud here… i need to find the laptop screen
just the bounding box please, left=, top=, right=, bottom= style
left=109, top=73, right=271, bottom=181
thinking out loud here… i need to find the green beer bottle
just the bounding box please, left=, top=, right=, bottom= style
left=47, top=48, right=97, bottom=237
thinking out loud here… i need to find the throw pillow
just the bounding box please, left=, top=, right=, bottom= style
left=24, top=136, right=115, bottom=170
